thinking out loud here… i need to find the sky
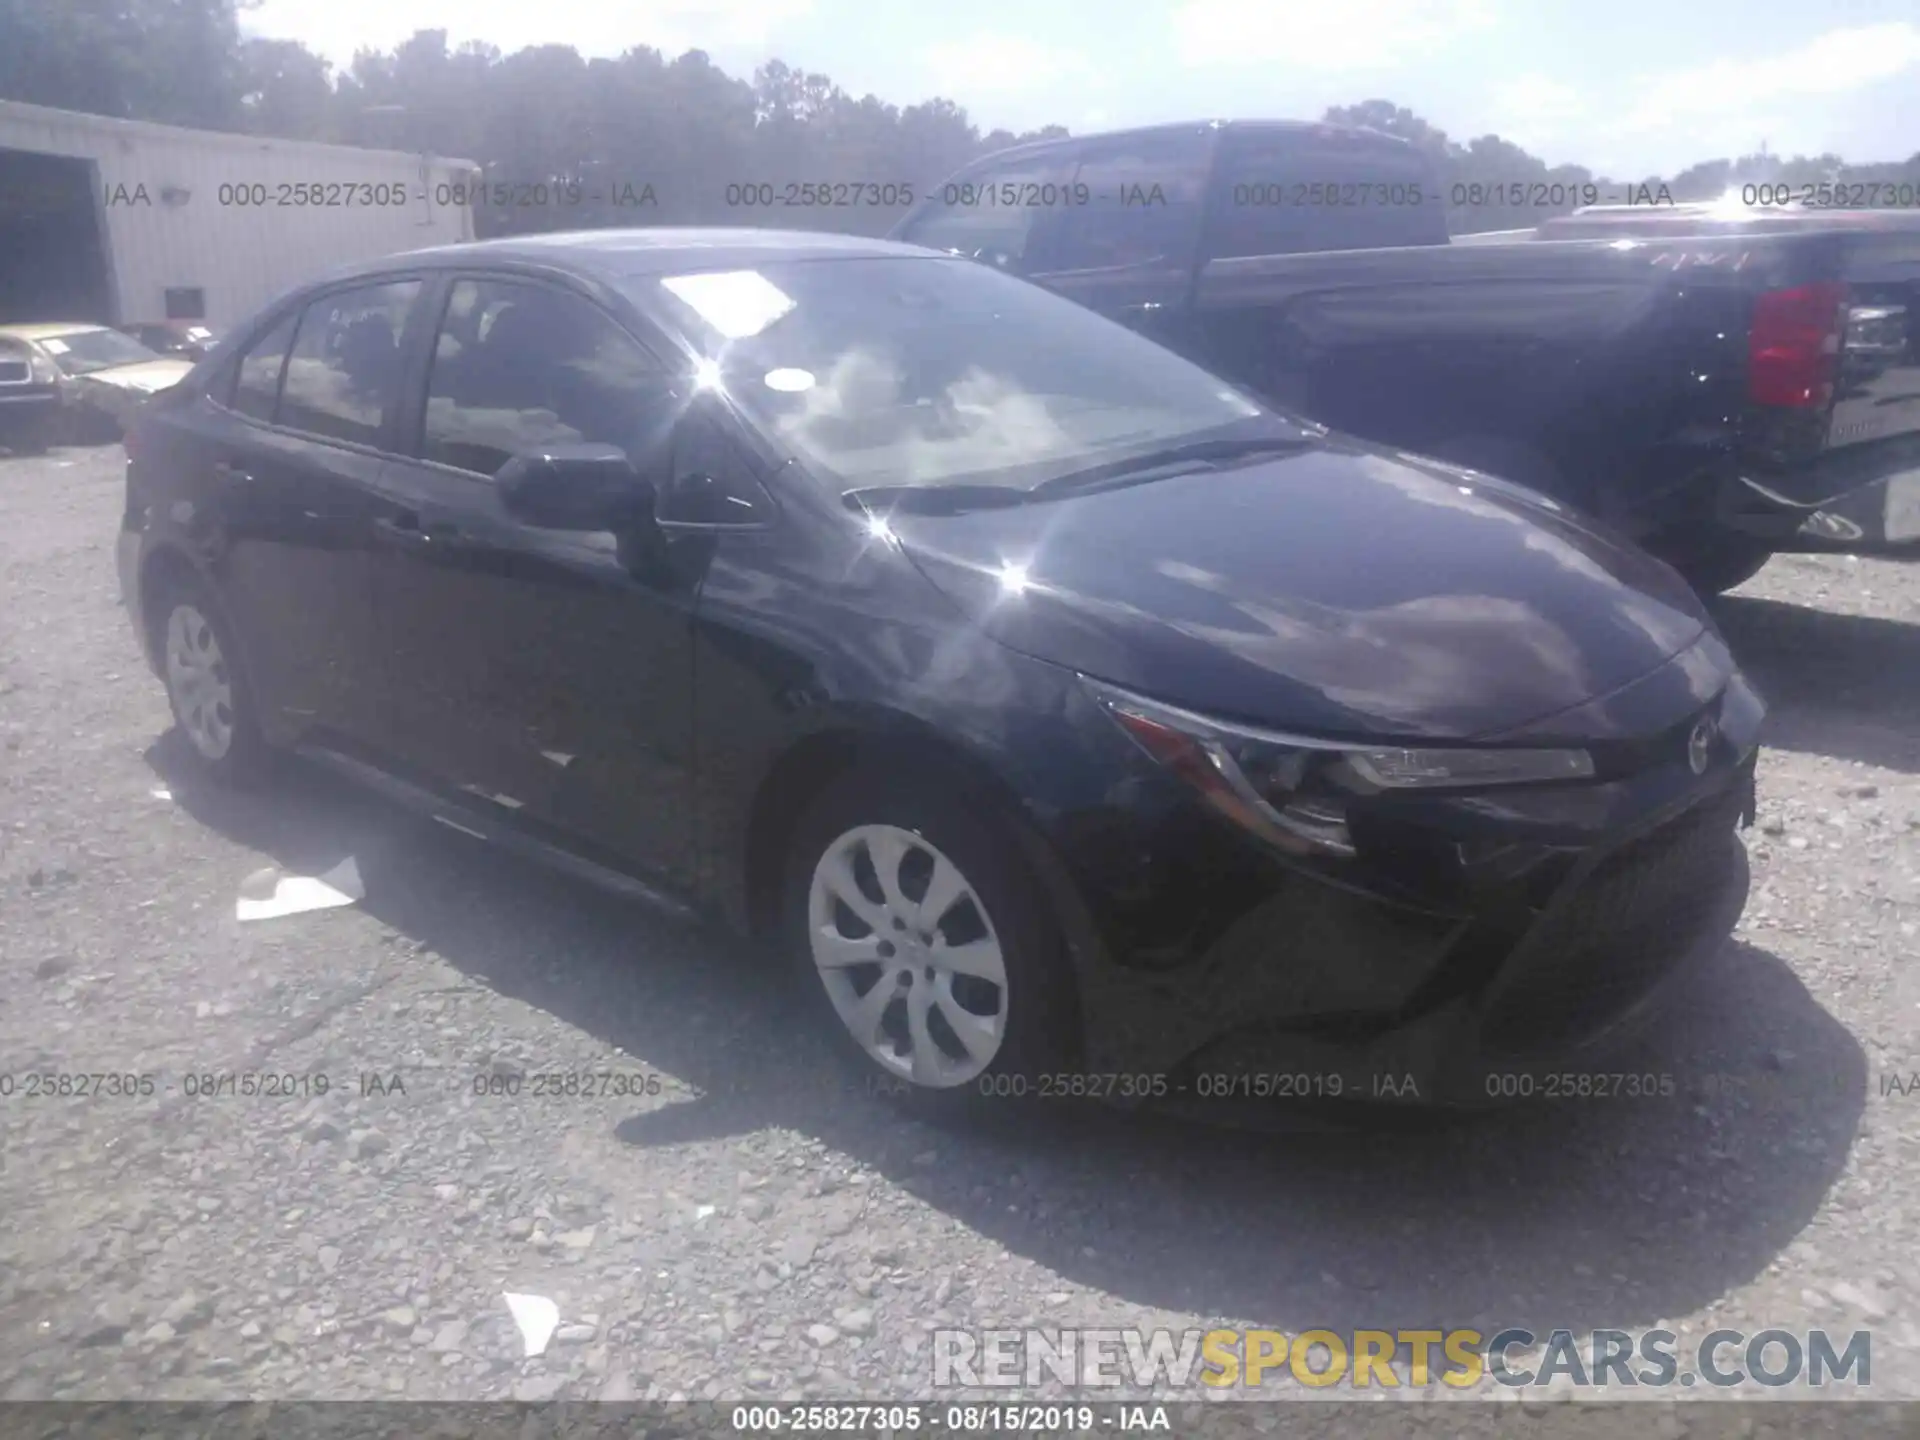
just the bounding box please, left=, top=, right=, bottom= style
left=239, top=0, right=1920, bottom=178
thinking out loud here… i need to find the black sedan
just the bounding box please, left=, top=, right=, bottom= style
left=118, top=229, right=1762, bottom=1116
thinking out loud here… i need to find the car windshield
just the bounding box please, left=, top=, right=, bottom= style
left=39, top=328, right=165, bottom=376
left=642, top=256, right=1301, bottom=493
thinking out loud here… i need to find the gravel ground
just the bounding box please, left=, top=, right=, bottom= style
left=1, top=444, right=1917, bottom=1417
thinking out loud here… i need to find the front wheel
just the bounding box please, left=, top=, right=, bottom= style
left=781, top=768, right=1078, bottom=1119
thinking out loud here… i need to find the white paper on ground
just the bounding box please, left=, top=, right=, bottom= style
left=234, top=857, right=364, bottom=922
left=502, top=1291, right=560, bottom=1357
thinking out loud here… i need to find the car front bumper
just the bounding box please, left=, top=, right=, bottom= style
left=1045, top=666, right=1762, bottom=1115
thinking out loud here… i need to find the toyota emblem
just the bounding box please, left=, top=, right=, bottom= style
left=1687, top=716, right=1717, bottom=774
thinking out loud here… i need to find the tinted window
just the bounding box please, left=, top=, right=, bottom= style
left=1045, top=132, right=1212, bottom=272
left=648, top=257, right=1277, bottom=493
left=1207, top=136, right=1446, bottom=258
left=898, top=152, right=1079, bottom=272
left=229, top=311, right=298, bottom=422
left=277, top=280, right=421, bottom=446
left=659, top=409, right=773, bottom=524
left=422, top=278, right=663, bottom=476
left=0, top=340, right=30, bottom=384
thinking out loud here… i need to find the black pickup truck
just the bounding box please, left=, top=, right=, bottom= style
left=892, top=120, right=1920, bottom=593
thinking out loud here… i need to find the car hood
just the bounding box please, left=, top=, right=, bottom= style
left=78, top=359, right=192, bottom=392
left=884, top=440, right=1716, bottom=740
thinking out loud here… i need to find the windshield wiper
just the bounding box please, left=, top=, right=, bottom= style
left=1029, top=434, right=1319, bottom=499
left=843, top=484, right=1031, bottom=516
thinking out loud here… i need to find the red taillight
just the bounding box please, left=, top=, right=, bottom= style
left=1748, top=281, right=1848, bottom=409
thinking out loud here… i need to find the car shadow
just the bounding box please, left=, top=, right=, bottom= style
left=1713, top=592, right=1920, bottom=774
left=147, top=732, right=1865, bottom=1345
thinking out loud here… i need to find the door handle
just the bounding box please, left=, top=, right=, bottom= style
left=374, top=513, right=468, bottom=549
left=212, top=459, right=255, bottom=484
left=373, top=513, right=431, bottom=547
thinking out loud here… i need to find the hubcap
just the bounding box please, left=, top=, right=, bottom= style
left=807, top=824, right=1008, bottom=1088
left=164, top=603, right=235, bottom=761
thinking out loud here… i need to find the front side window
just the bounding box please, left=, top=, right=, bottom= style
left=648, top=256, right=1279, bottom=493
left=229, top=311, right=298, bottom=422
left=897, top=152, right=1079, bottom=273
left=422, top=278, right=664, bottom=476
left=0, top=339, right=31, bottom=384
left=277, top=280, right=421, bottom=446
left=1045, top=132, right=1213, bottom=273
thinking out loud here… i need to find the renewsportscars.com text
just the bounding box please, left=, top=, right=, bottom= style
left=932, top=1326, right=1871, bottom=1390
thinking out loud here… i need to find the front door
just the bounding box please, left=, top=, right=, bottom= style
left=367, top=273, right=705, bottom=890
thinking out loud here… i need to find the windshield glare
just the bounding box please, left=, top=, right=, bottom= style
left=645, top=257, right=1278, bottom=492
left=41, top=328, right=165, bottom=375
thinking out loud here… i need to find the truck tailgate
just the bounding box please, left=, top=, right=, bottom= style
left=1829, top=242, right=1920, bottom=454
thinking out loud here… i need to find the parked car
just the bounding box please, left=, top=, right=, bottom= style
left=0, top=329, right=64, bottom=454
left=894, top=121, right=1920, bottom=593
left=119, top=320, right=220, bottom=361
left=0, top=323, right=193, bottom=436
left=119, top=230, right=1762, bottom=1115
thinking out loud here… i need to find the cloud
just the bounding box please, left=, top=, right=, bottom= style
left=917, top=33, right=1096, bottom=97
left=240, top=0, right=812, bottom=67
left=1170, top=0, right=1495, bottom=70
left=1493, top=75, right=1582, bottom=125
left=1622, top=22, right=1920, bottom=132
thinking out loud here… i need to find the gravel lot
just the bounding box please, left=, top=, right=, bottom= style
left=2, top=443, right=1917, bottom=1416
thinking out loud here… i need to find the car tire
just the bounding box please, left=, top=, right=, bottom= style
left=151, top=570, right=271, bottom=786
left=780, top=765, right=1079, bottom=1121
left=5, top=420, right=52, bottom=456
left=1653, top=532, right=1774, bottom=596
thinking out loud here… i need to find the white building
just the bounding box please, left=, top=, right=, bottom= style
left=0, top=99, right=480, bottom=329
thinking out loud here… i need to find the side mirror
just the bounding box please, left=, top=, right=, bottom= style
left=496, top=443, right=655, bottom=531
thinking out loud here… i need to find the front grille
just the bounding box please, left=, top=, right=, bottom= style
left=1479, top=777, right=1749, bottom=1055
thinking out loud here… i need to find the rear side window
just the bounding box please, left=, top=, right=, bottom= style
left=421, top=278, right=663, bottom=476
left=1206, top=135, right=1445, bottom=258
left=897, top=152, right=1080, bottom=273
left=1044, top=132, right=1213, bottom=273
left=0, top=340, right=30, bottom=384
left=277, top=280, right=422, bottom=446
left=229, top=311, right=298, bottom=422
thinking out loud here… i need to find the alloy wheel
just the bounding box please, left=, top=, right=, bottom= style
left=806, top=823, right=1009, bottom=1088
left=164, top=602, right=235, bottom=761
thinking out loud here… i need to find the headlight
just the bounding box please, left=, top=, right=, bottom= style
left=1081, top=676, right=1594, bottom=858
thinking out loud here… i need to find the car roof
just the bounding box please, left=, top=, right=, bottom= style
left=0, top=322, right=111, bottom=342
left=317, top=228, right=939, bottom=289
left=943, top=118, right=1414, bottom=173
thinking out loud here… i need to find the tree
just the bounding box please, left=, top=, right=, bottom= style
left=6, top=5, right=1918, bottom=242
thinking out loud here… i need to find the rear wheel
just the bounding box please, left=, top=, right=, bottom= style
left=153, top=572, right=270, bottom=785
left=781, top=767, right=1077, bottom=1119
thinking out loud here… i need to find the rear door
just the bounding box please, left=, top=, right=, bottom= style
left=368, top=271, right=707, bottom=889
left=183, top=278, right=425, bottom=748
